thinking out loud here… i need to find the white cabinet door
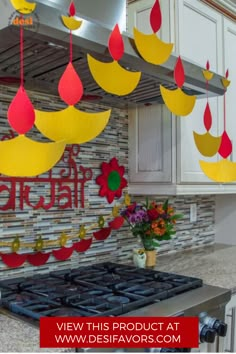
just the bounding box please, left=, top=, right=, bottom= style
left=129, top=104, right=172, bottom=183
left=177, top=0, right=224, bottom=183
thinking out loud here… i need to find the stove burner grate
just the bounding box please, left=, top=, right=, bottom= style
left=0, top=262, right=203, bottom=322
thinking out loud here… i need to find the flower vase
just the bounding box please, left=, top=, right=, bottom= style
left=133, top=249, right=146, bottom=268
left=145, top=249, right=157, bottom=268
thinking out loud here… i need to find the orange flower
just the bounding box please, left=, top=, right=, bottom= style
left=151, top=222, right=158, bottom=229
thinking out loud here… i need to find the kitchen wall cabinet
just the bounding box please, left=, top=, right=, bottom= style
left=128, top=0, right=236, bottom=195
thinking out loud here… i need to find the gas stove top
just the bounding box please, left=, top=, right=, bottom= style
left=0, top=262, right=203, bottom=322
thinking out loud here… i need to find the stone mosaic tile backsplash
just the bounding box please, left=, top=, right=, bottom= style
left=0, top=85, right=215, bottom=278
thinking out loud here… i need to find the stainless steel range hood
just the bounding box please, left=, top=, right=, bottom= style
left=0, top=0, right=225, bottom=108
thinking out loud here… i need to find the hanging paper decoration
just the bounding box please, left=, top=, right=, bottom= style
left=109, top=216, right=125, bottom=230
left=59, top=233, right=68, bottom=247
left=96, top=157, right=127, bottom=203
left=52, top=246, right=74, bottom=261
left=160, top=56, right=196, bottom=116
left=27, top=252, right=50, bottom=266
left=199, top=159, right=236, bottom=183
left=0, top=192, right=130, bottom=267
left=98, top=216, right=105, bottom=228
left=58, top=63, right=84, bottom=105
left=199, top=70, right=236, bottom=182
left=61, top=2, right=82, bottom=30
left=11, top=237, right=20, bottom=253
left=93, top=227, right=111, bottom=241
left=8, top=86, right=35, bottom=135
left=0, top=252, right=27, bottom=268
left=10, top=0, right=36, bottom=14
left=218, top=70, right=232, bottom=159
left=73, top=238, right=92, bottom=252
left=35, top=2, right=111, bottom=144
left=35, top=106, right=111, bottom=144
left=193, top=61, right=221, bottom=157
left=0, top=6, right=66, bottom=177
left=78, top=225, right=86, bottom=239
left=133, top=0, right=173, bottom=65
left=0, top=135, right=65, bottom=177
left=87, top=24, right=141, bottom=96
left=35, top=236, right=44, bottom=251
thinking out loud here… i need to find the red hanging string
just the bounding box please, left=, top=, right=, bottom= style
left=70, top=30, right=73, bottom=62
left=223, top=88, right=226, bottom=131
left=20, top=15, right=24, bottom=87
left=206, top=80, right=209, bottom=102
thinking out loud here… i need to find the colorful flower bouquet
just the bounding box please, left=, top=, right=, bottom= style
left=121, top=199, right=183, bottom=251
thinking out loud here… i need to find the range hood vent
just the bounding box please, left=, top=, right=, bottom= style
left=0, top=0, right=225, bottom=108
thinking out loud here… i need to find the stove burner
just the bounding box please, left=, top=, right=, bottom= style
left=106, top=295, right=130, bottom=304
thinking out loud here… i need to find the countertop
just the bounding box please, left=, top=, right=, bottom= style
left=156, top=243, right=236, bottom=293
left=0, top=243, right=236, bottom=352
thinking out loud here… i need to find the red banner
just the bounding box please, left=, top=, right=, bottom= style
left=40, top=317, right=199, bottom=349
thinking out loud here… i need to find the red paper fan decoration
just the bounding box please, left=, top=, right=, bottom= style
left=109, top=216, right=124, bottom=230
left=218, top=131, right=232, bottom=159
left=108, top=24, right=124, bottom=61
left=204, top=102, right=212, bottom=131
left=174, top=56, right=185, bottom=88
left=52, top=246, right=74, bottom=261
left=58, top=62, right=84, bottom=105
left=69, top=1, right=76, bottom=16
left=27, top=252, right=50, bottom=266
left=1, top=252, right=27, bottom=268
left=150, top=0, right=162, bottom=33
left=93, top=227, right=111, bottom=241
left=73, top=238, right=93, bottom=252
left=8, top=86, right=35, bottom=134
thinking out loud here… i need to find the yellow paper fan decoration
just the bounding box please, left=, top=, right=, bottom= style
left=160, top=86, right=196, bottom=117
left=193, top=132, right=221, bottom=157
left=133, top=28, right=173, bottom=65
left=35, top=106, right=111, bottom=144
left=199, top=159, right=236, bottom=183
left=10, top=0, right=36, bottom=14
left=87, top=55, right=141, bottom=96
left=61, top=16, right=82, bottom=31
left=0, top=135, right=66, bottom=177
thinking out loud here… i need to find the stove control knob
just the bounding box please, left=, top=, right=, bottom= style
left=199, top=312, right=228, bottom=337
left=199, top=323, right=216, bottom=343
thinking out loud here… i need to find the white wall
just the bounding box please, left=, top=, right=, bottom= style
left=215, top=195, right=236, bottom=245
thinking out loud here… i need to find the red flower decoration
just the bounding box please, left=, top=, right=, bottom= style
left=96, top=157, right=127, bottom=203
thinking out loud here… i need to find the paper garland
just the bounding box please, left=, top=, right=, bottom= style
left=87, top=24, right=141, bottom=96
left=0, top=194, right=131, bottom=268
left=133, top=0, right=173, bottom=65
